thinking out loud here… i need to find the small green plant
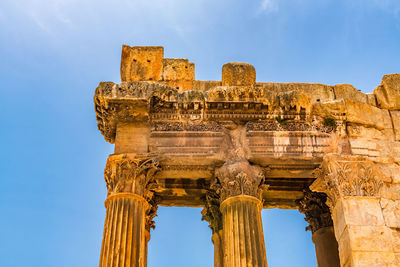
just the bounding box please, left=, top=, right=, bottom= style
left=323, top=117, right=336, bottom=128
left=275, top=117, right=288, bottom=125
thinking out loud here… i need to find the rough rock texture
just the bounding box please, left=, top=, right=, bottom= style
left=95, top=45, right=400, bottom=267
left=374, top=74, right=400, bottom=110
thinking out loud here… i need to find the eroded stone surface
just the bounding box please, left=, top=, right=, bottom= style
left=374, top=74, right=400, bottom=110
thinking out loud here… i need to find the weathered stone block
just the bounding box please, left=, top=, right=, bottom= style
left=115, top=123, right=150, bottom=154
left=374, top=73, right=400, bottom=110
left=222, top=63, right=256, bottom=87
left=380, top=198, right=400, bottom=228
left=120, top=45, right=164, bottom=82
left=332, top=197, right=385, bottom=239
left=392, top=228, right=400, bottom=253
left=391, top=111, right=400, bottom=141
left=340, top=225, right=393, bottom=252
left=312, top=99, right=392, bottom=130
left=334, top=84, right=368, bottom=104
left=162, top=58, right=195, bottom=81
left=350, top=251, right=396, bottom=267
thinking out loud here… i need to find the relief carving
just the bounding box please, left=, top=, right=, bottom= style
left=311, top=155, right=385, bottom=208
left=104, top=155, right=160, bottom=199
left=213, top=161, right=269, bottom=201
left=201, top=188, right=222, bottom=234
left=297, top=189, right=333, bottom=233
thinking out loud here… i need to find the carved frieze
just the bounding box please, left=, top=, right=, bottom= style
left=213, top=161, right=269, bottom=201
left=104, top=154, right=160, bottom=199
left=246, top=121, right=335, bottom=133
left=297, top=189, right=333, bottom=233
left=152, top=121, right=223, bottom=132
left=310, top=155, right=385, bottom=208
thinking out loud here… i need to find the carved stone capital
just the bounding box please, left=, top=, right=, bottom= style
left=201, top=188, right=222, bottom=234
left=104, top=154, right=160, bottom=200
left=310, top=154, right=385, bottom=208
left=145, top=195, right=160, bottom=240
left=297, top=189, right=333, bottom=233
left=213, top=160, right=269, bottom=201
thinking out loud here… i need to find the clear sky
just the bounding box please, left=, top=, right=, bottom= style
left=1, top=0, right=399, bottom=266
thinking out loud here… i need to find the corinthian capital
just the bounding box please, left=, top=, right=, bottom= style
left=213, top=160, right=269, bottom=201
left=297, top=189, right=333, bottom=233
left=310, top=154, right=385, bottom=208
left=104, top=154, right=160, bottom=199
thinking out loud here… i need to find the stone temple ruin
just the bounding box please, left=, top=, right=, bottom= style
left=94, top=45, right=400, bottom=267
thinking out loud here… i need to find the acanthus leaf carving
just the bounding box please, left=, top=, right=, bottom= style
left=297, top=189, right=333, bottom=233
left=104, top=154, right=160, bottom=198
left=201, top=186, right=222, bottom=234
left=214, top=160, right=269, bottom=201
left=310, top=155, right=385, bottom=209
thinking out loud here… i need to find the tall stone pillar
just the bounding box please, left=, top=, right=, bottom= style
left=214, top=160, right=269, bottom=267
left=99, top=154, right=159, bottom=267
left=311, top=154, right=397, bottom=267
left=298, top=189, right=340, bottom=267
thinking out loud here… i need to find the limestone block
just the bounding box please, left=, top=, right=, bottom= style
left=347, top=225, right=393, bottom=252
left=332, top=197, right=385, bottom=239
left=345, top=100, right=392, bottom=130
left=366, top=93, right=377, bottom=106
left=312, top=99, right=392, bottom=130
left=334, top=84, right=368, bottom=104
left=395, top=253, right=400, bottom=267
left=222, top=63, right=256, bottom=87
left=114, top=123, right=150, bottom=154
left=374, top=74, right=400, bottom=110
left=391, top=111, right=400, bottom=141
left=380, top=184, right=400, bottom=200
left=120, top=45, right=164, bottom=82
left=392, top=228, right=400, bottom=253
left=347, top=125, right=385, bottom=140
left=350, top=251, right=395, bottom=267
left=380, top=198, right=400, bottom=228
left=162, top=58, right=195, bottom=81
left=192, top=80, right=222, bottom=92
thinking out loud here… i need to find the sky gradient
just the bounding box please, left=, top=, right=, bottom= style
left=1, top=0, right=400, bottom=266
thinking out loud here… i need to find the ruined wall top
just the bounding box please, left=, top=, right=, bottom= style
left=95, top=45, right=400, bottom=145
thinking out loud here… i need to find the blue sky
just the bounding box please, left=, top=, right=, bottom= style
left=1, top=0, right=399, bottom=266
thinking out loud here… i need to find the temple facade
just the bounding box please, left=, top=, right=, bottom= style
left=94, top=45, right=400, bottom=267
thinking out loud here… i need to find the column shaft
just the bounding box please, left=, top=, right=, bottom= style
left=99, top=194, right=148, bottom=267
left=212, top=230, right=224, bottom=267
left=312, top=226, right=340, bottom=267
left=221, top=196, right=267, bottom=267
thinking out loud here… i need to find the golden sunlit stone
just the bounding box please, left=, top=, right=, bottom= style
left=95, top=45, right=400, bottom=267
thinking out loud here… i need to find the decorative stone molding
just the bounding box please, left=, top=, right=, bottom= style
left=201, top=188, right=222, bottom=234
left=104, top=154, right=160, bottom=199
left=310, top=154, right=385, bottom=208
left=297, top=189, right=333, bottom=233
left=213, top=160, right=269, bottom=201
left=145, top=195, right=160, bottom=234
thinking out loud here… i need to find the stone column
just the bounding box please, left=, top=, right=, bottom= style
left=99, top=154, right=159, bottom=267
left=214, top=160, right=269, bottom=267
left=298, top=189, right=340, bottom=267
left=311, top=154, right=396, bottom=267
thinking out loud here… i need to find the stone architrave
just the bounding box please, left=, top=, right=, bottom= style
left=311, top=154, right=396, bottom=267
left=99, top=154, right=159, bottom=267
left=297, top=189, right=340, bottom=267
left=212, top=160, right=269, bottom=267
